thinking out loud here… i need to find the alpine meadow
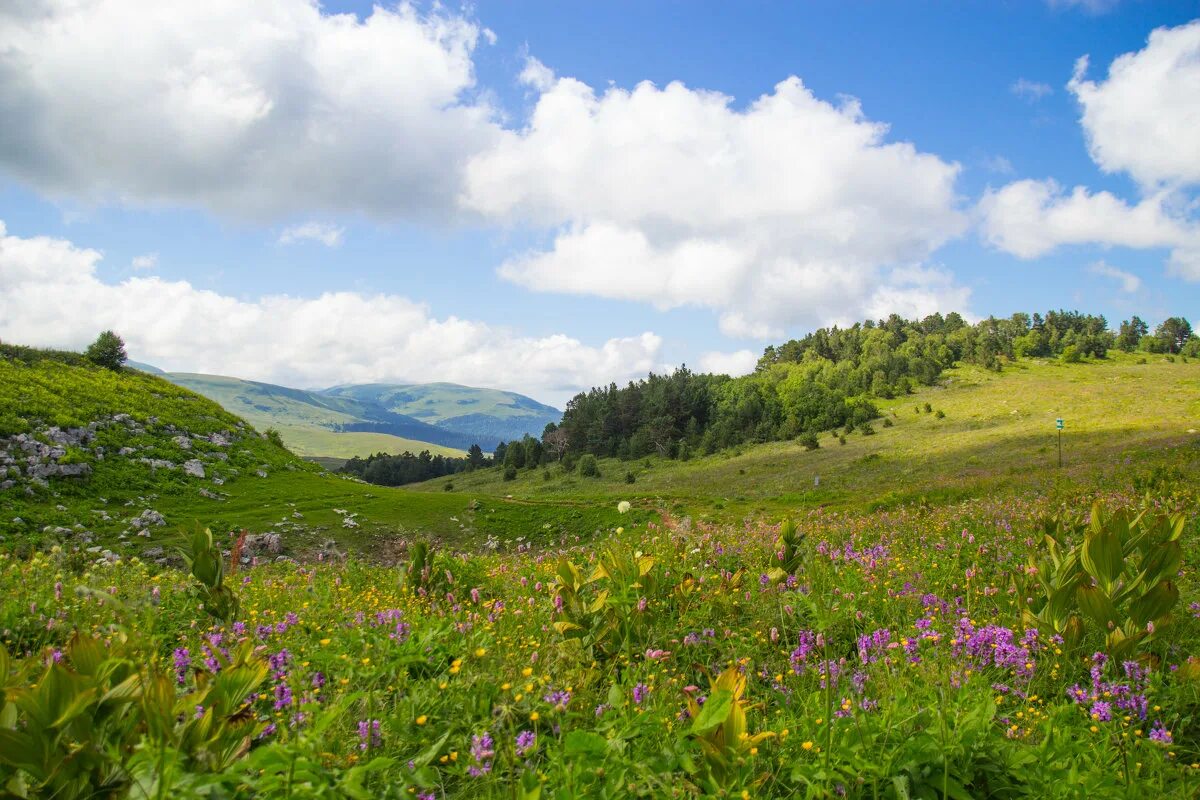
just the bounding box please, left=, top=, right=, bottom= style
left=2, top=3, right=1200, bottom=799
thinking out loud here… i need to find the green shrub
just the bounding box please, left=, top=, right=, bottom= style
left=882, top=417, right=894, bottom=428
left=624, top=470, right=636, bottom=484
left=799, top=432, right=819, bottom=450
left=578, top=454, right=600, bottom=478
left=935, top=409, right=945, bottom=419
left=84, top=330, right=127, bottom=371
left=503, top=465, right=517, bottom=481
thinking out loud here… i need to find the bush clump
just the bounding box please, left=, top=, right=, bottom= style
left=578, top=454, right=600, bottom=478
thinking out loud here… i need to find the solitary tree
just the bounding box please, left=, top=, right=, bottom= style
left=85, top=330, right=127, bottom=371
left=1155, top=317, right=1193, bottom=354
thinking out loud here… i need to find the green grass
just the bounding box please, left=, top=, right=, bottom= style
left=4, top=351, right=1198, bottom=560
left=0, top=356, right=638, bottom=555
left=412, top=354, right=1200, bottom=518
left=266, top=424, right=463, bottom=460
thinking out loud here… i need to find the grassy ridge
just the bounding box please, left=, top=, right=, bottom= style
left=414, top=355, right=1200, bottom=516
left=0, top=356, right=637, bottom=555
left=164, top=373, right=468, bottom=458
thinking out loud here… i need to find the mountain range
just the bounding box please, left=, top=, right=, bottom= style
left=128, top=363, right=561, bottom=460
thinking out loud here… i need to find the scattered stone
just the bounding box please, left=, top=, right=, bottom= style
left=128, top=509, right=166, bottom=528
left=182, top=459, right=205, bottom=478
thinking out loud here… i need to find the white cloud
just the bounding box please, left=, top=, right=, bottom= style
left=1087, top=260, right=1141, bottom=293
left=131, top=252, right=158, bottom=271
left=519, top=56, right=556, bottom=92
left=1010, top=79, right=1053, bottom=102
left=982, top=155, right=1015, bottom=175
left=0, top=0, right=501, bottom=220
left=466, top=75, right=970, bottom=337
left=278, top=222, right=344, bottom=247
left=977, top=179, right=1200, bottom=278
left=1068, top=21, right=1200, bottom=189
left=697, top=349, right=758, bottom=377
left=0, top=222, right=661, bottom=406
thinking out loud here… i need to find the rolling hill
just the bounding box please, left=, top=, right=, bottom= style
left=130, top=368, right=562, bottom=460
left=0, top=348, right=632, bottom=557
left=0, top=342, right=1196, bottom=575
left=320, top=382, right=562, bottom=444
left=410, top=353, right=1200, bottom=518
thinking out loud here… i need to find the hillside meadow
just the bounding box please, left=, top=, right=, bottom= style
left=1, top=349, right=1200, bottom=797
left=415, top=355, right=1200, bottom=518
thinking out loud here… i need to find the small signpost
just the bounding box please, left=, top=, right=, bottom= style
left=1056, top=418, right=1064, bottom=467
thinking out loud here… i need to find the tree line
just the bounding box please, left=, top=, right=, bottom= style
left=339, top=445, right=489, bottom=486
left=487, top=311, right=1195, bottom=473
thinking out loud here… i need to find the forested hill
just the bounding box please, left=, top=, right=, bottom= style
left=505, top=311, right=1194, bottom=467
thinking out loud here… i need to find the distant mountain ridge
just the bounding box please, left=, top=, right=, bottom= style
left=139, top=367, right=561, bottom=459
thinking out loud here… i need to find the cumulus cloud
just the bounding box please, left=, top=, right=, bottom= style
left=278, top=222, right=345, bottom=247
left=697, top=349, right=759, bottom=377
left=1087, top=260, right=1141, bottom=293
left=977, top=179, right=1200, bottom=279
left=0, top=0, right=501, bottom=220
left=1010, top=79, right=1053, bottom=102
left=131, top=253, right=158, bottom=271
left=0, top=222, right=661, bottom=406
left=1068, top=21, right=1200, bottom=189
left=466, top=75, right=970, bottom=338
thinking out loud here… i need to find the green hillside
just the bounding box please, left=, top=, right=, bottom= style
left=0, top=350, right=637, bottom=557
left=411, top=354, right=1200, bottom=516
left=153, top=373, right=560, bottom=460
left=5, top=345, right=1200, bottom=797
left=164, top=373, right=468, bottom=458
left=322, top=381, right=561, bottom=444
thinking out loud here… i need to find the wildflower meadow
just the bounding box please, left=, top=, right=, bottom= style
left=2, top=491, right=1198, bottom=798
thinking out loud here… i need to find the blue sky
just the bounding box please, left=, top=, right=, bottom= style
left=0, top=1, right=1197, bottom=405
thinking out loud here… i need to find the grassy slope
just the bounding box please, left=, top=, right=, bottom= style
left=0, top=358, right=635, bottom=555
left=410, top=354, right=1200, bottom=519
left=165, top=373, right=464, bottom=459
left=4, top=353, right=1198, bottom=561
left=322, top=382, right=561, bottom=440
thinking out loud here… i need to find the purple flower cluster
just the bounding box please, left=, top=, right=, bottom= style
left=172, top=647, right=190, bottom=685
left=856, top=628, right=892, bottom=664
left=544, top=688, right=571, bottom=710
left=516, top=729, right=536, bottom=756
left=790, top=630, right=820, bottom=674
left=952, top=619, right=1038, bottom=680
left=357, top=719, right=382, bottom=751
left=201, top=632, right=229, bottom=673
left=1067, top=653, right=1150, bottom=722
left=269, top=648, right=293, bottom=710
left=468, top=732, right=494, bottom=776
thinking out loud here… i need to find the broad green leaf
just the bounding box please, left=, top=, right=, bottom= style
left=1080, top=523, right=1123, bottom=588
left=690, top=688, right=733, bottom=736
left=1130, top=580, right=1179, bottom=627
left=1139, top=541, right=1182, bottom=587
left=1075, top=585, right=1118, bottom=628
